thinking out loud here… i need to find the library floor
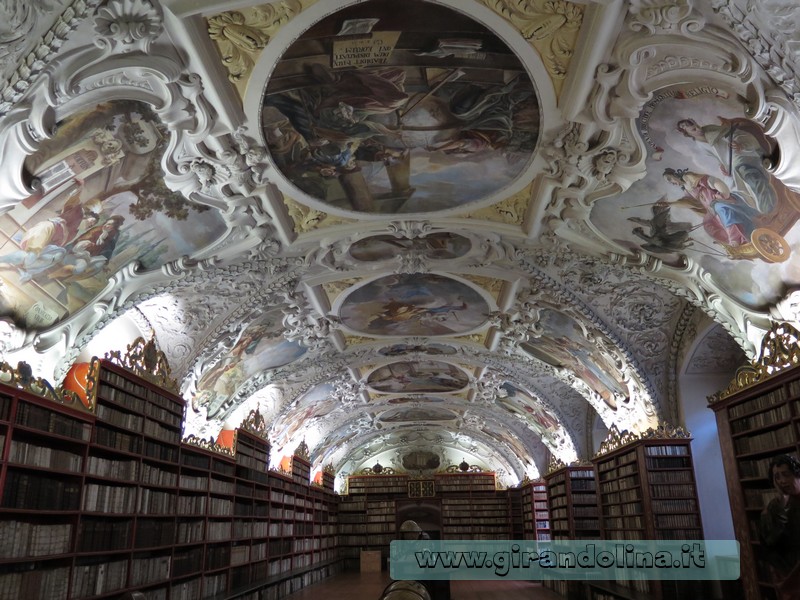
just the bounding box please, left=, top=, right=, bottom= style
left=283, top=571, right=564, bottom=599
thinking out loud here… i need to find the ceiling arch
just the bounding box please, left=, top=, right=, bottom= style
left=0, top=0, right=797, bottom=487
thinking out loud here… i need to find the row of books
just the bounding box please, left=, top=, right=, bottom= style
left=727, top=386, right=786, bottom=419
left=9, top=439, right=83, bottom=472
left=733, top=424, right=794, bottom=454
left=0, top=520, right=72, bottom=558
left=14, top=402, right=91, bottom=442
left=730, top=403, right=792, bottom=434
left=644, top=445, right=689, bottom=456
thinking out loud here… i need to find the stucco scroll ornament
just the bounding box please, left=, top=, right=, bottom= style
left=711, top=0, right=800, bottom=106
left=393, top=249, right=430, bottom=275
left=470, top=371, right=507, bottom=405
left=331, top=376, right=367, bottom=408
left=93, top=0, right=163, bottom=53
left=485, top=0, right=583, bottom=79
left=281, top=291, right=335, bottom=350
left=207, top=2, right=302, bottom=83
left=628, top=0, right=702, bottom=35
left=488, top=307, right=542, bottom=356
left=386, top=220, right=433, bottom=239
left=542, top=121, right=589, bottom=185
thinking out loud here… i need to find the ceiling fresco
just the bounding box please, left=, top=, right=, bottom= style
left=2, top=0, right=799, bottom=486
left=261, top=0, right=540, bottom=215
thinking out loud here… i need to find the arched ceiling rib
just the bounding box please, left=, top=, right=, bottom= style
left=0, top=0, right=795, bottom=486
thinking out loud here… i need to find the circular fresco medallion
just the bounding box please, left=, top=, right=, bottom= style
left=339, top=273, right=490, bottom=336
left=261, top=0, right=539, bottom=215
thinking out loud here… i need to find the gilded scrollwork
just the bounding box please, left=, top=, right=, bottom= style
left=482, top=0, right=584, bottom=89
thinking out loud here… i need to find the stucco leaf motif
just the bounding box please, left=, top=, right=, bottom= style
left=483, top=0, right=584, bottom=79
left=208, top=2, right=302, bottom=83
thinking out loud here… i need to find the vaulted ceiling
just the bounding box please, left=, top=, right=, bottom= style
left=1, top=0, right=797, bottom=486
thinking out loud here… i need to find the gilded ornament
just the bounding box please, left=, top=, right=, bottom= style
left=546, top=455, right=566, bottom=475
left=207, top=1, right=310, bottom=95
left=294, top=439, right=311, bottom=460
left=464, top=185, right=532, bottom=225
left=322, top=279, right=360, bottom=305
left=283, top=197, right=355, bottom=233
left=710, top=322, right=800, bottom=402
left=183, top=434, right=235, bottom=457
left=481, top=0, right=584, bottom=94
left=459, top=275, right=506, bottom=300
left=240, top=408, right=268, bottom=438
left=104, top=336, right=179, bottom=394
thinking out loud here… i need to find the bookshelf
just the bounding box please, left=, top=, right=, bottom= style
left=437, top=472, right=509, bottom=541
left=708, top=323, right=800, bottom=600
left=338, top=472, right=407, bottom=569
left=586, top=425, right=703, bottom=600
left=545, top=464, right=600, bottom=541
left=542, top=464, right=600, bottom=598
left=0, top=343, right=342, bottom=600
left=530, top=480, right=551, bottom=541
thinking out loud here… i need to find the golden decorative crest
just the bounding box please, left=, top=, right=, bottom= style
left=240, top=408, right=268, bottom=438
left=546, top=455, right=566, bottom=475
left=283, top=197, right=356, bottom=233
left=593, top=422, right=690, bottom=457
left=294, top=439, right=310, bottom=460
left=464, top=184, right=532, bottom=225
left=183, top=434, right=236, bottom=457
left=323, top=463, right=336, bottom=475
left=710, top=322, right=800, bottom=402
left=481, top=0, right=584, bottom=95
left=0, top=360, right=80, bottom=407
left=444, top=460, right=486, bottom=473
left=639, top=424, right=691, bottom=440
left=207, top=0, right=311, bottom=95
left=104, top=336, right=179, bottom=394
left=594, top=424, right=639, bottom=456
left=360, top=464, right=397, bottom=475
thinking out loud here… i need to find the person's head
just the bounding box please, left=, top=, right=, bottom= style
left=103, top=215, right=125, bottom=231
left=677, top=118, right=704, bottom=140
left=663, top=167, right=687, bottom=188
left=770, top=454, right=800, bottom=495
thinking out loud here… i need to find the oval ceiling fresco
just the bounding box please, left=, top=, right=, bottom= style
left=349, top=232, right=471, bottom=262
left=261, top=0, right=540, bottom=215
left=0, top=100, right=226, bottom=329
left=338, top=273, right=490, bottom=336
left=499, top=382, right=564, bottom=448
left=378, top=342, right=457, bottom=356
left=366, top=361, right=469, bottom=393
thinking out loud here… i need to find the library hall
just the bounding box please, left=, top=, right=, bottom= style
left=3, top=0, right=800, bottom=599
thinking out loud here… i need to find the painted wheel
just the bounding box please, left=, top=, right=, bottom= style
left=751, top=228, right=791, bottom=263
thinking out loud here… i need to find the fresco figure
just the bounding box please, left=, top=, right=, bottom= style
left=662, top=167, right=761, bottom=247
left=676, top=117, right=777, bottom=213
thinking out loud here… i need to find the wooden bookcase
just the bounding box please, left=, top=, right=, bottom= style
left=338, top=473, right=408, bottom=569
left=530, top=480, right=552, bottom=541
left=542, top=464, right=600, bottom=599
left=708, top=323, right=800, bottom=600
left=0, top=351, right=342, bottom=600
left=545, top=464, right=601, bottom=541
left=436, top=472, right=509, bottom=541
left=585, top=426, right=703, bottom=600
